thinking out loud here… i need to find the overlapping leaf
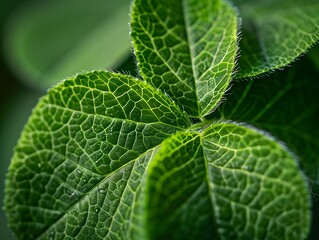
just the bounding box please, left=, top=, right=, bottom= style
left=131, top=0, right=238, bottom=117
left=144, top=123, right=310, bottom=239
left=4, top=71, right=190, bottom=239
left=232, top=0, right=319, bottom=78
left=215, top=57, right=319, bottom=194
left=214, top=57, right=319, bottom=238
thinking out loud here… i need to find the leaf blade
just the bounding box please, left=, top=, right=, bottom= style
left=203, top=123, right=310, bottom=239
left=4, top=71, right=190, bottom=239
left=233, top=0, right=319, bottom=78
left=144, top=123, right=311, bottom=239
left=215, top=57, right=319, bottom=195
left=130, top=0, right=238, bottom=117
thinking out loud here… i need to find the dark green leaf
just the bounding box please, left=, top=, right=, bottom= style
left=232, top=0, right=319, bottom=78
left=215, top=58, right=319, bottom=194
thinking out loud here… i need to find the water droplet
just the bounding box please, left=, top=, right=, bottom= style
left=49, top=231, right=55, bottom=240
left=37, top=163, right=42, bottom=169
left=242, top=165, right=249, bottom=170
left=72, top=209, right=79, bottom=215
left=200, top=64, right=207, bottom=71
left=77, top=169, right=82, bottom=174
left=98, top=189, right=107, bottom=194
left=95, top=208, right=99, bottom=213
left=74, top=112, right=81, bottom=118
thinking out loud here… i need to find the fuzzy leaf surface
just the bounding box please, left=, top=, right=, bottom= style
left=131, top=0, right=238, bottom=117
left=144, top=123, right=310, bottom=239
left=232, top=0, right=319, bottom=78
left=4, top=71, right=190, bottom=240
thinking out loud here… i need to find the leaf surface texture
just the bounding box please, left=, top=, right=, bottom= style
left=131, top=0, right=238, bottom=117
left=4, top=71, right=190, bottom=239
left=144, top=123, right=310, bottom=239
left=232, top=0, right=319, bottom=78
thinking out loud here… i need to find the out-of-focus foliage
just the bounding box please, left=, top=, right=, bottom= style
left=3, top=0, right=132, bottom=90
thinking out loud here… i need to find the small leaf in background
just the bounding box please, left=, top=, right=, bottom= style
left=232, top=0, right=319, bottom=79
left=4, top=70, right=190, bottom=239
left=145, top=124, right=310, bottom=239
left=131, top=0, right=238, bottom=117
left=4, top=0, right=132, bottom=90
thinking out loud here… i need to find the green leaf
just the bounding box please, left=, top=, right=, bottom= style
left=213, top=57, right=319, bottom=238
left=145, top=123, right=311, bottom=239
left=215, top=57, right=319, bottom=194
left=4, top=0, right=131, bottom=90
left=130, top=0, right=238, bottom=117
left=232, top=0, right=319, bottom=78
left=4, top=71, right=190, bottom=239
